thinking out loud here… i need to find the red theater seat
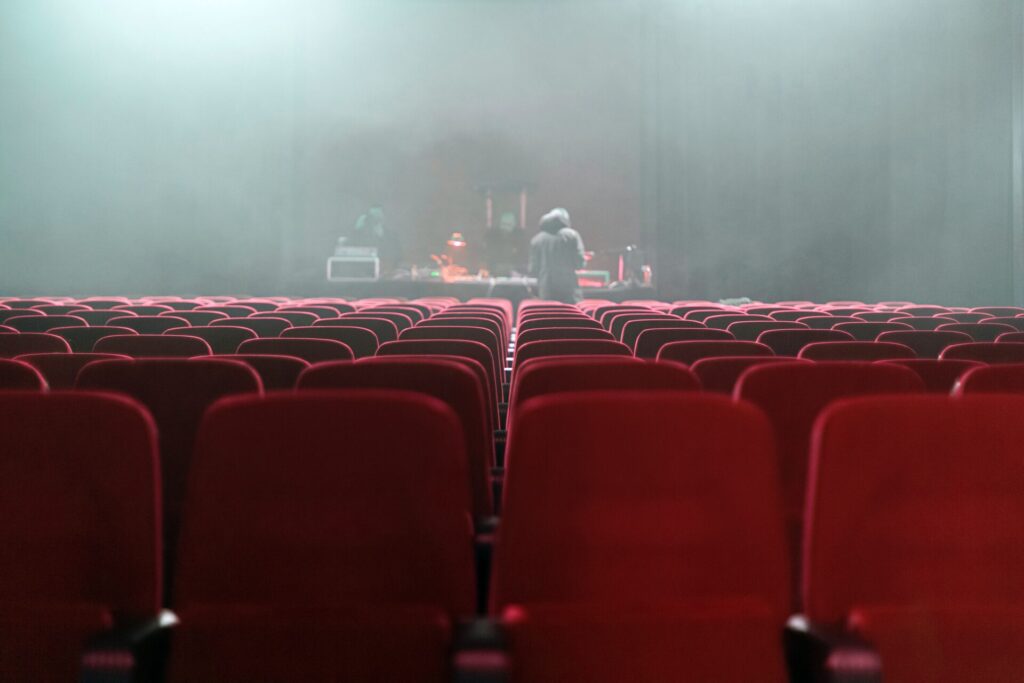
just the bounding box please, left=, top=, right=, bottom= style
left=378, top=339, right=498, bottom=410
left=297, top=357, right=494, bottom=519
left=214, top=354, right=310, bottom=390
left=213, top=317, right=291, bottom=338
left=508, top=358, right=699, bottom=431
left=401, top=326, right=501, bottom=380
left=492, top=392, right=789, bottom=682
left=514, top=339, right=631, bottom=370
left=897, top=316, right=959, bottom=330
left=350, top=309, right=414, bottom=331
left=952, top=364, right=1024, bottom=394
left=5, top=314, right=87, bottom=332
left=16, top=352, right=130, bottom=389
left=727, top=320, right=808, bottom=341
left=804, top=395, right=1024, bottom=683
left=283, top=325, right=379, bottom=359
left=0, top=392, right=160, bottom=682
left=735, top=361, right=924, bottom=604
left=877, top=330, right=973, bottom=359
left=238, top=337, right=354, bottom=364
left=0, top=332, right=71, bottom=357
left=108, top=315, right=190, bottom=335
left=194, top=305, right=257, bottom=318
left=634, top=327, right=734, bottom=358
left=690, top=356, right=811, bottom=394
left=880, top=359, right=982, bottom=393
left=315, top=316, right=400, bottom=343
left=620, top=318, right=703, bottom=349
left=166, top=325, right=256, bottom=354
left=94, top=334, right=211, bottom=358
left=168, top=391, right=474, bottom=682
left=0, top=309, right=43, bottom=323
left=832, top=321, right=914, bottom=340
left=419, top=317, right=507, bottom=349
left=703, top=313, right=772, bottom=330
left=50, top=325, right=138, bottom=352
left=253, top=310, right=318, bottom=327
left=658, top=340, right=772, bottom=365
left=756, top=329, right=854, bottom=356
left=941, top=342, right=1024, bottom=364
left=518, top=317, right=603, bottom=334
left=936, top=322, right=1017, bottom=342
left=797, top=341, right=916, bottom=361
left=515, top=327, right=614, bottom=345
left=71, top=309, right=137, bottom=325
left=0, top=358, right=48, bottom=389
left=161, top=310, right=229, bottom=326
left=77, top=358, right=262, bottom=587
left=111, top=304, right=174, bottom=316
left=796, top=316, right=860, bottom=330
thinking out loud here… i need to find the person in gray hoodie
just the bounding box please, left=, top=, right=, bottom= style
left=528, top=207, right=586, bottom=303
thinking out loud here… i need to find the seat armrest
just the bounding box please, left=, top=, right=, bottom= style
left=453, top=617, right=509, bottom=683
left=81, top=610, right=178, bottom=683
left=785, top=615, right=881, bottom=683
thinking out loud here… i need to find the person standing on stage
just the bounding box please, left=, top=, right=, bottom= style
left=528, top=207, right=585, bottom=303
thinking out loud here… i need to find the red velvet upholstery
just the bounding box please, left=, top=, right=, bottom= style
left=727, top=320, right=809, bottom=341
left=941, top=342, right=1024, bottom=364
left=935, top=322, right=1017, bottom=342
left=0, top=358, right=48, bottom=389
left=77, top=358, right=261, bottom=582
left=634, top=327, right=733, bottom=359
left=0, top=392, right=160, bottom=681
left=691, top=356, right=811, bottom=394
left=493, top=392, right=788, bottom=682
left=283, top=325, right=379, bottom=358
left=735, top=361, right=924, bottom=605
left=237, top=337, right=353, bottom=363
left=0, top=332, right=71, bottom=357
left=514, top=339, right=631, bottom=370
left=50, top=325, right=138, bottom=352
left=877, top=330, right=974, bottom=359
left=168, top=390, right=474, bottom=682
left=658, top=340, right=772, bottom=365
left=952, top=363, right=1024, bottom=394
left=756, top=329, right=855, bottom=356
left=879, top=359, right=982, bottom=393
left=166, top=325, right=256, bottom=354
left=804, top=395, right=1024, bottom=682
left=508, top=358, right=699, bottom=431
left=297, top=357, right=495, bottom=518
left=832, top=321, right=914, bottom=340
left=16, top=352, right=129, bottom=389
left=94, top=334, right=211, bottom=358
left=212, top=316, right=291, bottom=338
left=212, top=354, right=310, bottom=390
left=107, top=315, right=190, bottom=334
left=797, top=341, right=916, bottom=361
left=5, top=314, right=87, bottom=332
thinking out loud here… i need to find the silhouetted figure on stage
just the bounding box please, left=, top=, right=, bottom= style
left=342, top=205, right=403, bottom=273
left=529, top=207, right=585, bottom=303
left=485, top=212, right=527, bottom=276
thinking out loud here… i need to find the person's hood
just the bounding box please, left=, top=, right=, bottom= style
left=539, top=208, right=571, bottom=234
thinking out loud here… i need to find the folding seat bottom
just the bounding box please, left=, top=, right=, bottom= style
left=168, top=605, right=452, bottom=682
left=847, top=605, right=1024, bottom=683
left=502, top=601, right=787, bottom=683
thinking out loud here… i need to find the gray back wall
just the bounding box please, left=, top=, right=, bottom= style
left=654, top=0, right=1019, bottom=305
left=1, top=0, right=1020, bottom=304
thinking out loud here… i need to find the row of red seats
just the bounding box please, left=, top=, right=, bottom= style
left=5, top=387, right=1023, bottom=681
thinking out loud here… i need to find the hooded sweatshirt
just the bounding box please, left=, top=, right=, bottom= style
left=529, top=208, right=586, bottom=303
